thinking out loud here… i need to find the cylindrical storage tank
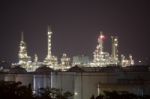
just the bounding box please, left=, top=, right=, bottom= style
left=4, top=74, right=16, bottom=81
left=15, top=74, right=33, bottom=86
left=51, top=71, right=75, bottom=94
left=34, top=65, right=53, bottom=92
left=5, top=66, right=28, bottom=82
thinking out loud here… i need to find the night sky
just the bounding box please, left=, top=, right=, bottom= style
left=0, top=0, right=150, bottom=64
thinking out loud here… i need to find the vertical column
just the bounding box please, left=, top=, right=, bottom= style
left=98, top=31, right=104, bottom=54
left=111, top=36, right=118, bottom=59
left=47, top=25, right=52, bottom=58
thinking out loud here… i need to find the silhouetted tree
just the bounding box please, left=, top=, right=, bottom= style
left=90, top=94, right=95, bottom=99
left=0, top=81, right=73, bottom=99
left=96, top=95, right=104, bottom=99
left=93, top=91, right=150, bottom=99
left=36, top=87, right=73, bottom=99
left=0, top=81, right=33, bottom=99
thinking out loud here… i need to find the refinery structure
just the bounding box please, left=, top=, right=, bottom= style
left=1, top=26, right=150, bottom=99
left=13, top=25, right=134, bottom=72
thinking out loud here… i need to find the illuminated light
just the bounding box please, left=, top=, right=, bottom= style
left=74, top=92, right=78, bottom=95
left=100, top=35, right=104, bottom=39
left=115, top=44, right=118, bottom=46
left=48, top=32, right=52, bottom=34
left=114, top=38, right=117, bottom=41
left=139, top=60, right=142, bottom=63
left=99, top=35, right=105, bottom=40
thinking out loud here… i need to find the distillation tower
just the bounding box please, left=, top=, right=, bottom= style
left=92, top=31, right=110, bottom=67
left=18, top=32, right=32, bottom=69
left=91, top=31, right=134, bottom=67
left=44, top=25, right=58, bottom=68
left=111, top=36, right=119, bottom=65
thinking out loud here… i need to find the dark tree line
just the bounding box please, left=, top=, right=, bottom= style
left=0, top=81, right=73, bottom=99
left=90, top=91, right=150, bottom=99
left=0, top=81, right=32, bottom=99
left=1, top=81, right=150, bottom=99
